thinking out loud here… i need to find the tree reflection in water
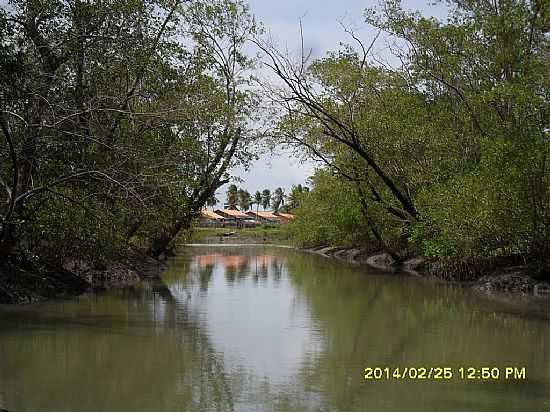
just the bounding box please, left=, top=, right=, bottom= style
left=188, top=250, right=287, bottom=288
left=1, top=246, right=550, bottom=412
left=0, top=278, right=238, bottom=412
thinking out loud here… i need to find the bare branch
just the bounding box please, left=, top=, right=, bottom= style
left=14, top=170, right=141, bottom=206
left=0, top=115, right=18, bottom=223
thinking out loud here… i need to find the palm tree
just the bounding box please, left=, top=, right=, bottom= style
left=261, top=189, right=271, bottom=211
left=271, top=187, right=285, bottom=212
left=253, top=191, right=262, bottom=219
left=237, top=189, right=252, bottom=211
left=226, top=184, right=238, bottom=209
left=287, top=184, right=308, bottom=209
left=244, top=190, right=252, bottom=211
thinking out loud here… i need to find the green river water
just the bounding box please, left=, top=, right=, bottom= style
left=1, top=245, right=550, bottom=411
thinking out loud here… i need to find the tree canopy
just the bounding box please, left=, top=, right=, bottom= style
left=263, top=0, right=549, bottom=273
left=0, top=0, right=259, bottom=261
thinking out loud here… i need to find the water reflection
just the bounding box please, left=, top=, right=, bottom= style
left=0, top=246, right=550, bottom=412
left=163, top=247, right=318, bottom=397
left=0, top=280, right=241, bottom=412
left=191, top=253, right=286, bottom=287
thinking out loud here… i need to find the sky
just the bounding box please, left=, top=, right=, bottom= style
left=215, top=0, right=448, bottom=207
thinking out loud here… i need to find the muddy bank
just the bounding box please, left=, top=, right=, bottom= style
left=302, top=245, right=403, bottom=271
left=0, top=258, right=89, bottom=305
left=303, top=245, right=550, bottom=297
left=0, top=254, right=167, bottom=305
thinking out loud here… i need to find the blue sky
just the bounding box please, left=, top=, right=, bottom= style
left=217, top=0, right=448, bottom=206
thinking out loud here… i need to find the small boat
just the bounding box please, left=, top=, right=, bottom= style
left=222, top=231, right=236, bottom=237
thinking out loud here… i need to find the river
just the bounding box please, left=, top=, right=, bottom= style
left=1, top=245, right=550, bottom=411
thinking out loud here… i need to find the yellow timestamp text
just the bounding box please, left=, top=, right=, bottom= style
left=364, top=367, right=526, bottom=381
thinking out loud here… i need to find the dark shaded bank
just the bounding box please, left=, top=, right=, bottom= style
left=3, top=241, right=549, bottom=304
left=303, top=245, right=550, bottom=297
left=0, top=254, right=167, bottom=305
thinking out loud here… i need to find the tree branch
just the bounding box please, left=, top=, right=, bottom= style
left=0, top=115, right=18, bottom=223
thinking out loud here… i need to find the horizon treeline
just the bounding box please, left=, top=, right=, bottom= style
left=214, top=183, right=308, bottom=213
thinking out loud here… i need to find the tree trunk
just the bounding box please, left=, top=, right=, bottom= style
left=125, top=218, right=143, bottom=241
left=0, top=223, right=17, bottom=258
left=148, top=220, right=189, bottom=259
left=0, top=97, right=44, bottom=258
left=356, top=184, right=403, bottom=264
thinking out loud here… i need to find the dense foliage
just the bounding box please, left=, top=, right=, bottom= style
left=269, top=0, right=549, bottom=273
left=287, top=171, right=371, bottom=247
left=0, top=0, right=259, bottom=263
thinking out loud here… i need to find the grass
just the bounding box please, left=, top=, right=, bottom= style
left=190, top=225, right=292, bottom=245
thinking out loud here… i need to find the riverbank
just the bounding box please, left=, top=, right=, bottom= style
left=3, top=234, right=548, bottom=304
left=302, top=245, right=550, bottom=297
left=0, top=253, right=166, bottom=305
left=190, top=226, right=291, bottom=245
left=0, top=225, right=288, bottom=305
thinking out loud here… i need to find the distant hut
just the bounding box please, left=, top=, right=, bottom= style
left=214, top=209, right=255, bottom=227
left=246, top=211, right=282, bottom=224
left=274, top=212, right=295, bottom=224
left=199, top=210, right=228, bottom=227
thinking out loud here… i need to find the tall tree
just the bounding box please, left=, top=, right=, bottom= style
left=271, top=187, right=285, bottom=212
left=287, top=184, right=307, bottom=209
left=0, top=0, right=260, bottom=263
left=146, top=0, right=259, bottom=257
left=261, top=189, right=271, bottom=210
left=253, top=190, right=262, bottom=216
left=275, top=0, right=549, bottom=269
left=0, top=0, right=184, bottom=260
left=226, top=184, right=239, bottom=209
left=237, top=189, right=252, bottom=211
